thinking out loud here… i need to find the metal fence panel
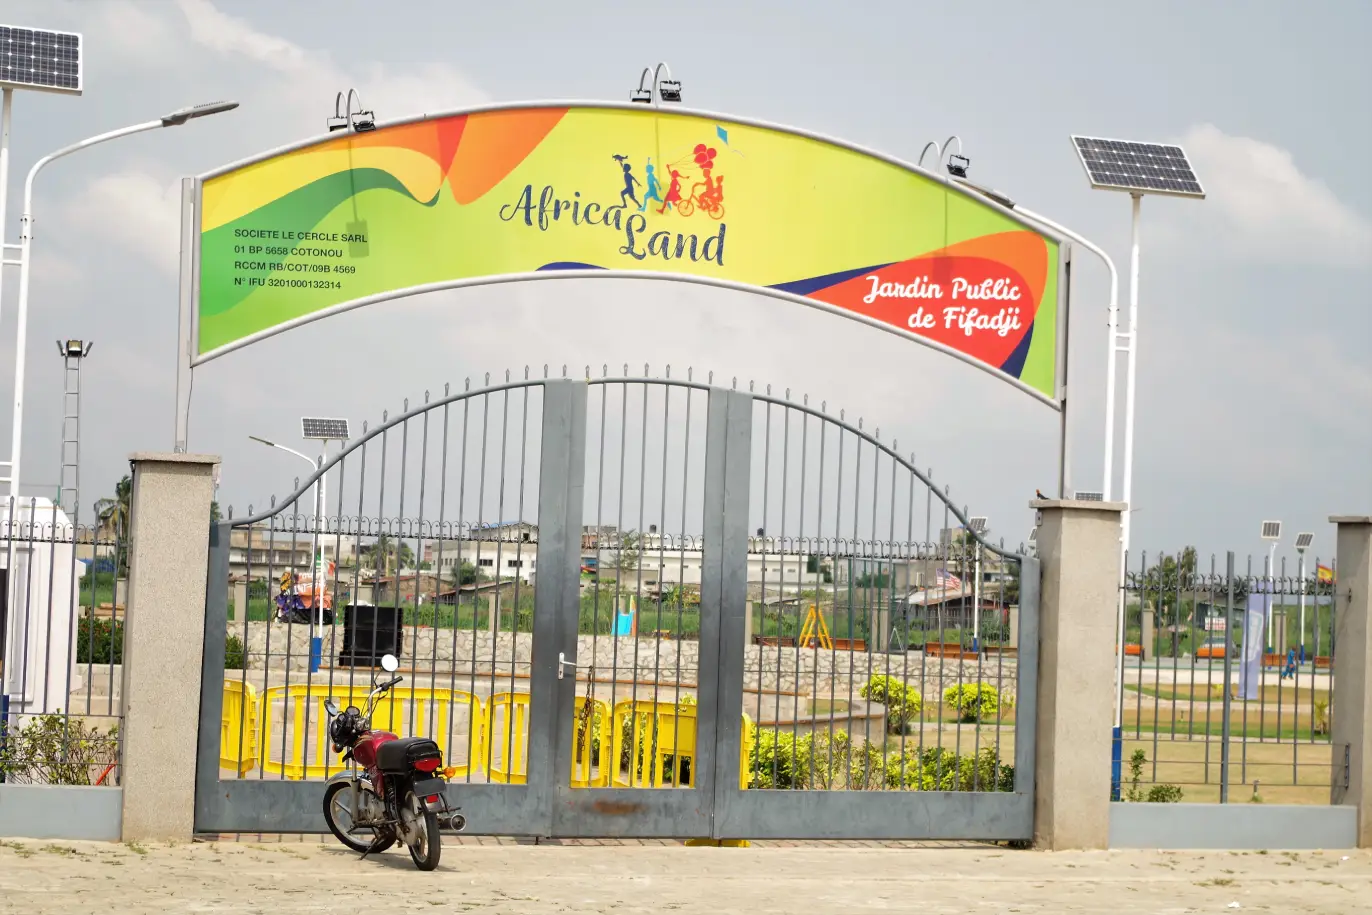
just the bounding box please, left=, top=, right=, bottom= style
left=1115, top=548, right=1337, bottom=805
left=1, top=503, right=125, bottom=790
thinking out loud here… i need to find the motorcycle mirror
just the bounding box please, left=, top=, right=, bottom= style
left=324, top=699, right=340, bottom=716
left=380, top=653, right=399, bottom=673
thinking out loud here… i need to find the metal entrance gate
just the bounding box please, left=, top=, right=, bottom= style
left=195, top=372, right=1037, bottom=840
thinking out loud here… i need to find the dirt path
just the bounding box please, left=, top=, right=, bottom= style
left=3, top=838, right=1370, bottom=913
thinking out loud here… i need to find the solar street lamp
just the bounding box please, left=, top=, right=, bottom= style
left=1295, top=532, right=1313, bottom=662
left=1260, top=520, right=1282, bottom=650
left=0, top=63, right=237, bottom=499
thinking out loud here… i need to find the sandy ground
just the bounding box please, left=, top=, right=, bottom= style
left=1, top=838, right=1371, bottom=914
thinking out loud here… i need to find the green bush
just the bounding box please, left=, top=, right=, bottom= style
left=76, top=617, right=123, bottom=665
left=746, top=724, right=1014, bottom=793
left=943, top=683, right=1006, bottom=723
left=225, top=633, right=246, bottom=670
left=860, top=675, right=924, bottom=733
left=1146, top=784, right=1184, bottom=803
left=0, top=714, right=120, bottom=785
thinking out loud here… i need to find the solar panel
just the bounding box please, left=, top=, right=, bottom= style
left=1028, top=528, right=1038, bottom=543
left=1071, top=136, right=1204, bottom=199
left=301, top=417, right=350, bottom=441
left=1260, top=520, right=1282, bottom=540
left=1074, top=491, right=1104, bottom=502
left=1295, top=532, right=1314, bottom=550
left=0, top=25, right=82, bottom=95
left=967, top=516, right=988, bottom=534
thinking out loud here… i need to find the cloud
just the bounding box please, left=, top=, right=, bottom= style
left=1164, top=124, right=1372, bottom=267
left=62, top=170, right=182, bottom=274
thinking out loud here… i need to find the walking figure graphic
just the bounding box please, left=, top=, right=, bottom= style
left=658, top=168, right=686, bottom=214
left=613, top=154, right=642, bottom=208
left=639, top=158, right=664, bottom=212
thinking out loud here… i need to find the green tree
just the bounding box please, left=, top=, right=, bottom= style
left=360, top=535, right=415, bottom=576
left=210, top=501, right=222, bottom=522
left=93, top=475, right=132, bottom=576
left=611, top=530, right=640, bottom=586
left=449, top=560, right=479, bottom=588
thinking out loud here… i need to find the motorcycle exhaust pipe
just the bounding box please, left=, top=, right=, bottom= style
left=446, top=813, right=467, bottom=832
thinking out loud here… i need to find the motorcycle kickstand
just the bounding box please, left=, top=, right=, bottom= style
left=358, top=831, right=392, bottom=860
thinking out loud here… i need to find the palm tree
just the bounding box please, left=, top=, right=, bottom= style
left=94, top=475, right=133, bottom=576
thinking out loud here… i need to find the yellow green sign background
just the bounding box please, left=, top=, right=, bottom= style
left=198, top=105, right=1060, bottom=399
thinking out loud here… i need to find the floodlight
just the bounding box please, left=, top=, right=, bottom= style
left=1260, top=521, right=1282, bottom=541
left=630, top=87, right=652, bottom=104
left=327, top=114, right=349, bottom=131
left=160, top=100, right=239, bottom=127
left=968, top=516, right=988, bottom=534
left=1074, top=491, right=1104, bottom=502
left=946, top=154, right=970, bottom=179
left=1295, top=532, right=1314, bottom=553
left=657, top=80, right=682, bottom=103
left=57, top=339, right=91, bottom=358
left=350, top=109, right=376, bottom=132
left=302, top=417, right=350, bottom=441
left=0, top=24, right=82, bottom=95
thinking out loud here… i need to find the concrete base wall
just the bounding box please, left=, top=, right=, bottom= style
left=1111, top=802, right=1357, bottom=850
left=0, top=785, right=123, bottom=841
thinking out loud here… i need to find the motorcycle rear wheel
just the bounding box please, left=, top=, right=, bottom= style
left=403, top=793, right=442, bottom=871
left=323, top=780, right=395, bottom=854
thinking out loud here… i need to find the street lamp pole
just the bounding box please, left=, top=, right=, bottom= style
left=1, top=101, right=238, bottom=499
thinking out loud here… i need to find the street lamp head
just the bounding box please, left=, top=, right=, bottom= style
left=247, top=434, right=275, bottom=448
left=161, top=100, right=239, bottom=127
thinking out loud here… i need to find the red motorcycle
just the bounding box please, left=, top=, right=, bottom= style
left=322, top=654, right=464, bottom=870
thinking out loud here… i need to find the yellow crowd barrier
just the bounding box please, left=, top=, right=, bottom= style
left=219, top=679, right=260, bottom=776
left=220, top=682, right=752, bottom=789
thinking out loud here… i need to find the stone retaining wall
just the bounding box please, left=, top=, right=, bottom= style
left=233, top=622, right=1016, bottom=698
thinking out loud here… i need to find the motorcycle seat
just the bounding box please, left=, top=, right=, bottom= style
left=376, top=736, right=442, bottom=773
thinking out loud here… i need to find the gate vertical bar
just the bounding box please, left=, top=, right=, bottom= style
left=706, top=387, right=753, bottom=839
left=533, top=378, right=586, bottom=836
left=1013, top=554, right=1041, bottom=816
left=1220, top=550, right=1235, bottom=803
left=194, top=520, right=231, bottom=832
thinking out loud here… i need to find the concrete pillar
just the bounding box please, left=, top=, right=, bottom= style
left=119, top=453, right=218, bottom=842
left=1030, top=498, right=1125, bottom=850
left=744, top=601, right=755, bottom=643
left=232, top=578, right=248, bottom=622
left=868, top=605, right=889, bottom=652
left=1330, top=516, right=1372, bottom=844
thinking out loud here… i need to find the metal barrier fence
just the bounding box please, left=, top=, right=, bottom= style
left=0, top=500, right=125, bottom=787
left=1116, top=549, right=1338, bottom=804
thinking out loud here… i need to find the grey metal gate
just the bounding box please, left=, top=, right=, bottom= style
left=195, top=371, right=1036, bottom=840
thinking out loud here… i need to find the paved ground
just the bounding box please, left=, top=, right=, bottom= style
left=2, top=837, right=1371, bottom=913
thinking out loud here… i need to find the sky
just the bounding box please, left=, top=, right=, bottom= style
left=0, top=0, right=1368, bottom=568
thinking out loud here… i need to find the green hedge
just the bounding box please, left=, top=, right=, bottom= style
left=747, top=724, right=1013, bottom=792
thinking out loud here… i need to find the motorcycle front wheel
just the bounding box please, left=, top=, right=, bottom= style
left=403, top=792, right=442, bottom=871
left=323, top=780, right=395, bottom=854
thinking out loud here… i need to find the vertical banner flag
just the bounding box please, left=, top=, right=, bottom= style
left=1238, top=583, right=1269, bottom=701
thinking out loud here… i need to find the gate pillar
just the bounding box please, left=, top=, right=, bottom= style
left=1030, top=497, right=1124, bottom=850
left=120, top=453, right=219, bottom=841
left=1330, top=516, right=1372, bottom=844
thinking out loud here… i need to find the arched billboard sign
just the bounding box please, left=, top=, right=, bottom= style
left=177, top=102, right=1068, bottom=441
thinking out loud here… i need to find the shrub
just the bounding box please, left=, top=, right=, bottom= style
left=1147, top=784, right=1184, bottom=803
left=860, top=675, right=924, bottom=733
left=943, top=683, right=1003, bottom=723
left=76, top=617, right=123, bottom=665
left=745, top=725, right=1013, bottom=793
left=0, top=714, right=120, bottom=785
left=225, top=633, right=246, bottom=670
